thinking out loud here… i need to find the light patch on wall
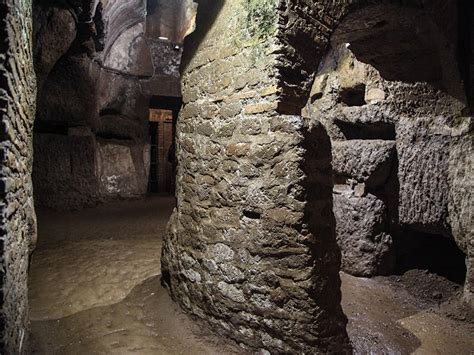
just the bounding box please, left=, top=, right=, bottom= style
left=147, top=0, right=198, bottom=43
left=180, top=0, right=198, bottom=41
left=103, top=22, right=154, bottom=76
left=103, top=175, right=121, bottom=193
left=97, top=143, right=144, bottom=197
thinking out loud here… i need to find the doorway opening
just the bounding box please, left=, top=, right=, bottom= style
left=148, top=95, right=182, bottom=194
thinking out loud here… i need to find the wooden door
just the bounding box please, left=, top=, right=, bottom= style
left=149, top=109, right=174, bottom=193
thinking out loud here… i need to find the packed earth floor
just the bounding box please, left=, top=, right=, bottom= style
left=28, top=196, right=474, bottom=354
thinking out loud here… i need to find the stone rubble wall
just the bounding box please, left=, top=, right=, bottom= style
left=0, top=0, right=36, bottom=352
left=162, top=0, right=351, bottom=353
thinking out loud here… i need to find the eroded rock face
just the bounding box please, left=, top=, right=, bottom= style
left=332, top=140, right=396, bottom=188
left=97, top=141, right=149, bottom=197
left=448, top=129, right=474, bottom=308
left=33, top=5, right=77, bottom=87
left=397, top=117, right=453, bottom=236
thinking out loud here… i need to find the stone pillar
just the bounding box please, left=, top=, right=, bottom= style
left=162, top=0, right=350, bottom=352
left=0, top=0, right=37, bottom=353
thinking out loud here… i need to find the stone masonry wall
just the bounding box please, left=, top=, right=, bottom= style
left=162, top=0, right=350, bottom=353
left=0, top=0, right=36, bottom=352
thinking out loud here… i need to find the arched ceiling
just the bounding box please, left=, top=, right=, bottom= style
left=95, top=0, right=197, bottom=74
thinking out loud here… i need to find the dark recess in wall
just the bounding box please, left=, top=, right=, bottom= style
left=99, top=108, right=121, bottom=116
left=395, top=229, right=467, bottom=285
left=335, top=120, right=396, bottom=140
left=34, top=121, right=69, bottom=135
left=338, top=84, right=366, bottom=106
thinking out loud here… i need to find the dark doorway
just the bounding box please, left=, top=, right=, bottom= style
left=148, top=96, right=182, bottom=194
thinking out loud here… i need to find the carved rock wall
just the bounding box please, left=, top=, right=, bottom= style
left=306, top=1, right=472, bottom=298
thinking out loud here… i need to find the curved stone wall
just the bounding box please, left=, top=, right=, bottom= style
left=162, top=0, right=351, bottom=353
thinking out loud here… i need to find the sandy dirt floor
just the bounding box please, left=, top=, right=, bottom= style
left=29, top=196, right=474, bottom=354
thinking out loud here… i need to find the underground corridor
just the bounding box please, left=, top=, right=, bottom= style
left=0, top=0, right=473, bottom=354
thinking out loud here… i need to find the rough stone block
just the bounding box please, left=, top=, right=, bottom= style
left=333, top=192, right=395, bottom=276
left=332, top=139, right=395, bottom=187
left=225, top=143, right=250, bottom=157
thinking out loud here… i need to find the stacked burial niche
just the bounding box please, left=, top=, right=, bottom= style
left=32, top=0, right=197, bottom=209
left=305, top=3, right=472, bottom=292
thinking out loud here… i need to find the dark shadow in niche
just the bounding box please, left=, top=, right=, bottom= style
left=33, top=121, right=69, bottom=135
left=95, top=132, right=133, bottom=141
left=180, top=0, right=225, bottom=73
left=243, top=210, right=261, bottom=220
left=383, top=150, right=400, bottom=231
left=338, top=84, right=366, bottom=107
left=99, top=108, right=121, bottom=116
left=394, top=229, right=467, bottom=285
left=335, top=120, right=396, bottom=140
